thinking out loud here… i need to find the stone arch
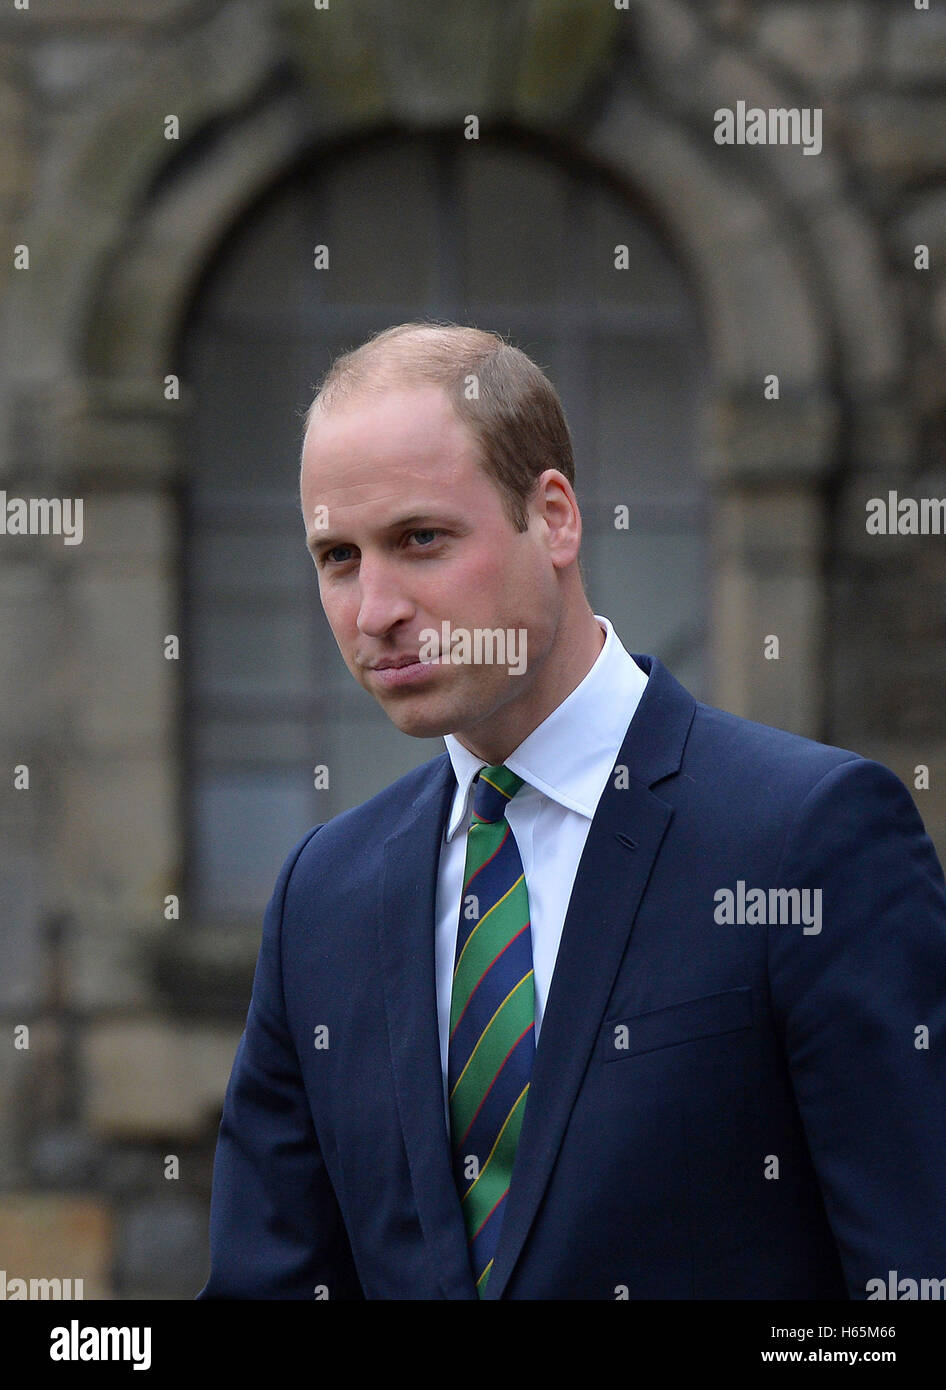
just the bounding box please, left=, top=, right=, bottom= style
left=8, top=4, right=904, bottom=487
left=583, top=4, right=910, bottom=724
left=3, top=3, right=911, bottom=942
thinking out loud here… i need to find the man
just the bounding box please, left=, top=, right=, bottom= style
left=198, top=323, right=946, bottom=1300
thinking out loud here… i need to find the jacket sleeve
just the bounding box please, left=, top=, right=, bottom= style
left=197, top=826, right=364, bottom=1299
left=767, top=757, right=946, bottom=1299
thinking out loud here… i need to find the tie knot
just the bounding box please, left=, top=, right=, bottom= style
left=472, top=764, right=524, bottom=824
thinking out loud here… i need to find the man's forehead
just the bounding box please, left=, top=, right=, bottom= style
left=302, top=450, right=477, bottom=516
left=302, top=389, right=481, bottom=492
left=303, top=381, right=462, bottom=449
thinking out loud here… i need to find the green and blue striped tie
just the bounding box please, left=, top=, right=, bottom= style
left=448, top=764, right=535, bottom=1296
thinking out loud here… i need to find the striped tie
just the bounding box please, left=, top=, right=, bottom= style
left=448, top=763, right=535, bottom=1297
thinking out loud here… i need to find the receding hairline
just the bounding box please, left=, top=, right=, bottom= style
left=303, top=374, right=466, bottom=437
left=303, top=322, right=510, bottom=432
left=300, top=321, right=576, bottom=540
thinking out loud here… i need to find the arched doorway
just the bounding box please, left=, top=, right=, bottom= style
left=179, top=130, right=707, bottom=923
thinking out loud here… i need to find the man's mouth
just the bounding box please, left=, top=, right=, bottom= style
left=367, top=655, right=439, bottom=688
left=369, top=655, right=424, bottom=670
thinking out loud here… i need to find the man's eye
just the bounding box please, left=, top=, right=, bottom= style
left=321, top=533, right=440, bottom=566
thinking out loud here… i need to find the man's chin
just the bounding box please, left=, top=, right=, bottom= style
left=371, top=686, right=479, bottom=741
left=380, top=703, right=460, bottom=740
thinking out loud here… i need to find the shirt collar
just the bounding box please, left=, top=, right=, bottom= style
left=442, top=615, right=649, bottom=840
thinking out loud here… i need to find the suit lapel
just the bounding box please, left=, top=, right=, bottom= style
left=482, top=655, right=696, bottom=1299
left=378, top=756, right=478, bottom=1299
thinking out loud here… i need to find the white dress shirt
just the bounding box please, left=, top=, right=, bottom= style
left=435, top=614, right=649, bottom=1117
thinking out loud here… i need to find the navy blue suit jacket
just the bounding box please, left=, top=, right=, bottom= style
left=198, top=655, right=946, bottom=1299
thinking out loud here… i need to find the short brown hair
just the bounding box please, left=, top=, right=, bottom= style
left=304, top=322, right=575, bottom=532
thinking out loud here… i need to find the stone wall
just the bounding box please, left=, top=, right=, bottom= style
left=0, top=0, right=944, bottom=1298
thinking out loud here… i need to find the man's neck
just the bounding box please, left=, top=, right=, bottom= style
left=452, top=610, right=605, bottom=765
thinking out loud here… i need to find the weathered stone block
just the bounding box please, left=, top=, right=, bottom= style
left=754, top=2, right=871, bottom=89
left=67, top=408, right=181, bottom=484
left=30, top=1124, right=102, bottom=1187
left=70, top=490, right=172, bottom=563
left=714, top=563, right=823, bottom=736
left=100, top=1144, right=165, bottom=1197
left=82, top=1020, right=240, bottom=1139
left=630, top=0, right=702, bottom=70
left=712, top=486, right=825, bottom=733
left=715, top=485, right=825, bottom=559
left=706, top=394, right=839, bottom=480
left=0, top=844, right=43, bottom=1011
left=0, top=1032, right=29, bottom=1185
left=807, top=203, right=902, bottom=390
left=698, top=45, right=841, bottom=205
left=63, top=912, right=161, bottom=1013
left=586, top=82, right=829, bottom=391
left=281, top=0, right=620, bottom=127
left=0, top=564, right=54, bottom=742
left=71, top=562, right=174, bottom=752
left=886, top=8, right=946, bottom=85
left=847, top=400, right=916, bottom=474
left=932, top=285, right=946, bottom=351
left=849, top=96, right=946, bottom=181
left=0, top=67, right=28, bottom=203
left=57, top=754, right=176, bottom=905
left=116, top=1195, right=206, bottom=1296
left=0, top=1195, right=111, bottom=1299
left=894, top=188, right=946, bottom=267
left=28, top=38, right=134, bottom=104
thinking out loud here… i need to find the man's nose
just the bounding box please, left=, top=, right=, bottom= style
left=355, top=554, right=414, bottom=637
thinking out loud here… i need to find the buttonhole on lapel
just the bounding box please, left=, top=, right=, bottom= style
left=616, top=832, right=638, bottom=850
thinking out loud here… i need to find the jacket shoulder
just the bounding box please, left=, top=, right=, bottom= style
left=685, top=699, right=865, bottom=804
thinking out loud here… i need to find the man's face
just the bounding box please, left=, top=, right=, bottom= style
left=299, top=384, right=564, bottom=744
